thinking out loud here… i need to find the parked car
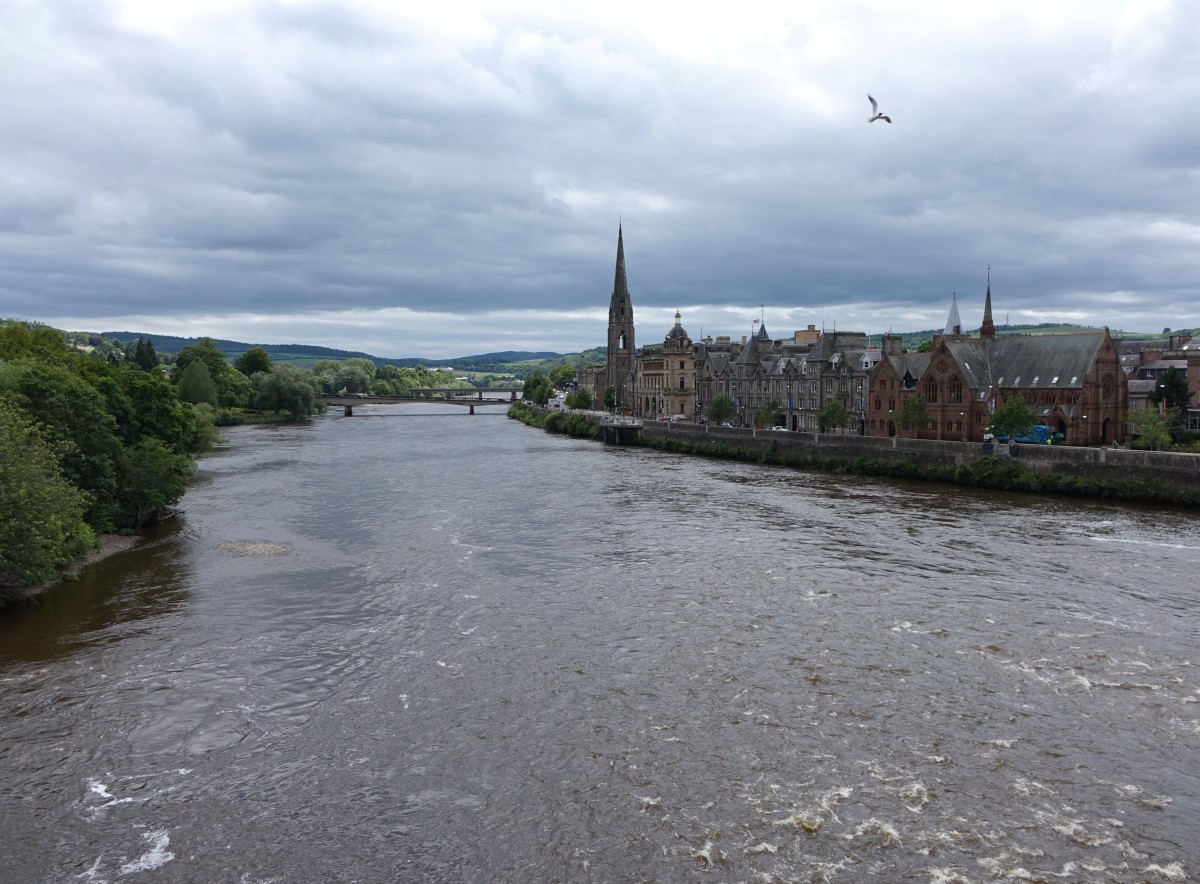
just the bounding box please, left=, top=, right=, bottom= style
left=769, top=425, right=787, bottom=431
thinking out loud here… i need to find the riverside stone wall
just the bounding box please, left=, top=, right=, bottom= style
left=635, top=421, right=1200, bottom=491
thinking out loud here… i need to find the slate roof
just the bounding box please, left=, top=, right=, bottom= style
left=945, top=332, right=1107, bottom=391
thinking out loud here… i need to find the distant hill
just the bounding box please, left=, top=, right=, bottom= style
left=94, top=331, right=560, bottom=370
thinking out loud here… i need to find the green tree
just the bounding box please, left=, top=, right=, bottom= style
left=989, top=394, right=1036, bottom=440
left=337, top=358, right=376, bottom=394
left=566, top=388, right=593, bottom=410
left=116, top=439, right=194, bottom=531
left=0, top=398, right=95, bottom=588
left=234, top=347, right=272, bottom=377
left=603, top=386, right=617, bottom=411
left=896, top=395, right=930, bottom=437
left=174, top=337, right=229, bottom=384
left=176, top=359, right=218, bottom=406
left=0, top=321, right=71, bottom=361
left=133, top=338, right=159, bottom=371
left=0, top=359, right=122, bottom=529
left=817, top=399, right=848, bottom=432
left=549, top=363, right=576, bottom=389
left=523, top=371, right=553, bottom=406
left=1148, top=366, right=1191, bottom=417
left=914, top=339, right=933, bottom=353
left=706, top=394, right=736, bottom=425
left=217, top=368, right=254, bottom=409
left=761, top=398, right=786, bottom=428
left=114, top=367, right=197, bottom=454
left=254, top=365, right=318, bottom=418
left=1130, top=406, right=1173, bottom=451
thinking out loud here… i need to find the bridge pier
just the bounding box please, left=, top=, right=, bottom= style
left=469, top=404, right=475, bottom=415
left=344, top=404, right=353, bottom=416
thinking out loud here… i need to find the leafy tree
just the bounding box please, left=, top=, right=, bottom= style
left=177, top=359, right=218, bottom=406
left=896, top=395, right=930, bottom=437
left=817, top=399, right=848, bottom=432
left=254, top=365, right=318, bottom=418
left=116, top=439, right=194, bottom=531
left=234, top=347, right=272, bottom=377
left=0, top=398, right=95, bottom=588
left=989, top=394, right=1036, bottom=440
left=523, top=371, right=553, bottom=406
left=174, top=337, right=229, bottom=384
left=187, top=403, right=221, bottom=453
left=761, top=398, right=786, bottom=428
left=337, top=358, right=376, bottom=394
left=914, top=339, right=933, bottom=353
left=0, top=321, right=71, bottom=361
left=114, top=367, right=197, bottom=454
left=603, top=386, right=617, bottom=411
left=217, top=368, right=254, bottom=409
left=1148, top=366, right=1191, bottom=416
left=706, top=394, right=736, bottom=425
left=0, top=359, right=122, bottom=529
left=566, top=388, right=593, bottom=409
left=1130, top=406, right=1174, bottom=451
left=549, top=363, right=576, bottom=389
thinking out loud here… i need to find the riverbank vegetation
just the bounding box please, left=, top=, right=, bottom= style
left=508, top=401, right=601, bottom=439
left=0, top=322, right=219, bottom=597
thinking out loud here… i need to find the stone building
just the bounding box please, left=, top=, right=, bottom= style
left=868, top=287, right=1128, bottom=445
left=634, top=312, right=696, bottom=419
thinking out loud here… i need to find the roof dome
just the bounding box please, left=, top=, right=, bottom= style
left=667, top=311, right=689, bottom=339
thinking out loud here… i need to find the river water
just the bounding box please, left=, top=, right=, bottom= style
left=2, top=405, right=1198, bottom=883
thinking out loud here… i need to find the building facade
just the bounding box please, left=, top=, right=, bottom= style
left=868, top=289, right=1128, bottom=445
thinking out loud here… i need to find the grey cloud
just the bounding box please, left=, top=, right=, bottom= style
left=2, top=1, right=1198, bottom=356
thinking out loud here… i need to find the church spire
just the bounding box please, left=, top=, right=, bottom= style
left=612, top=223, right=629, bottom=304
left=606, top=223, right=635, bottom=408
left=945, top=292, right=962, bottom=337
left=980, top=267, right=996, bottom=338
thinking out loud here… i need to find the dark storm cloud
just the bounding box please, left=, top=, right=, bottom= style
left=2, top=1, right=1197, bottom=357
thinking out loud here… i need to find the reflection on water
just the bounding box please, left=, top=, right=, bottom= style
left=0, top=520, right=191, bottom=664
left=1, top=407, right=1197, bottom=882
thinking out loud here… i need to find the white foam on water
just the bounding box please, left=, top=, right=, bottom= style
left=1143, top=862, right=1187, bottom=881
left=926, top=867, right=973, bottom=883
left=119, top=829, right=174, bottom=875
left=743, top=841, right=778, bottom=855
left=88, top=779, right=113, bottom=800
left=77, top=855, right=105, bottom=882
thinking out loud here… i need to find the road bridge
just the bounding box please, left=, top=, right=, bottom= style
left=321, top=388, right=523, bottom=416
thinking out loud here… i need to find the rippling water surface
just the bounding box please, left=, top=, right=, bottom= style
left=2, top=406, right=1198, bottom=883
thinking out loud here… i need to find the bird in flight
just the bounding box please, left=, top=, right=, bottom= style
left=867, top=94, right=891, bottom=124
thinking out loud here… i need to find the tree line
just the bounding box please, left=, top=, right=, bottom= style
left=1, top=322, right=496, bottom=595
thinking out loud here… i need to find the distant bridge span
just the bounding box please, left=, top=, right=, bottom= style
left=321, top=388, right=523, bottom=416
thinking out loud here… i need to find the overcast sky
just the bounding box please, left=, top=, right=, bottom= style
left=3, top=1, right=1198, bottom=359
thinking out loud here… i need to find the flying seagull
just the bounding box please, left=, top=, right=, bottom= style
left=867, top=94, right=891, bottom=124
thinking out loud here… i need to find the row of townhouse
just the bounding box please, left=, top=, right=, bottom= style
left=613, top=287, right=1132, bottom=446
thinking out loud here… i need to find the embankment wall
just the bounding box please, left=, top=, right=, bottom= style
left=636, top=422, right=1200, bottom=491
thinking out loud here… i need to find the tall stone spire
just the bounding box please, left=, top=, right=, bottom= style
left=945, top=292, right=962, bottom=337
left=980, top=268, right=996, bottom=339
left=606, top=224, right=635, bottom=407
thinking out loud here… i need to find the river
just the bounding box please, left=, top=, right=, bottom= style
left=2, top=405, right=1197, bottom=883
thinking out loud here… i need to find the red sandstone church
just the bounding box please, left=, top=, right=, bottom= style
left=868, top=287, right=1127, bottom=446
